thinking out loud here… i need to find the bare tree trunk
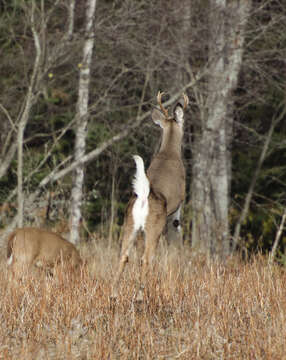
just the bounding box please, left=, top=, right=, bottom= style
left=67, top=0, right=76, bottom=39
left=17, top=121, right=24, bottom=228
left=0, top=140, right=17, bottom=181
left=69, top=0, right=97, bottom=245
left=191, top=0, right=251, bottom=259
left=16, top=0, right=42, bottom=227
left=165, top=0, right=191, bottom=248
left=108, top=169, right=116, bottom=249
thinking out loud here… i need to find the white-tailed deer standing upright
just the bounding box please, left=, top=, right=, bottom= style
left=112, top=92, right=188, bottom=297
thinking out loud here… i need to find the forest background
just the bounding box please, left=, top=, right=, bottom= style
left=0, top=0, right=286, bottom=261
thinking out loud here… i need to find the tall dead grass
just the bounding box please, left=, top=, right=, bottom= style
left=0, top=242, right=286, bottom=359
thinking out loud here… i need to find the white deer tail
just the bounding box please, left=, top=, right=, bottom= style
left=132, top=155, right=150, bottom=231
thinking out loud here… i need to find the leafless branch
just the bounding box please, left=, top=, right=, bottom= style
left=0, top=81, right=197, bottom=246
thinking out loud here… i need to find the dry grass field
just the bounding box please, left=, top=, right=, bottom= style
left=0, top=242, right=286, bottom=359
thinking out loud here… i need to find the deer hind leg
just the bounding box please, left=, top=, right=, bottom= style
left=9, top=258, right=38, bottom=281
left=112, top=198, right=138, bottom=298
left=134, top=196, right=166, bottom=303
left=141, top=195, right=167, bottom=281
left=8, top=250, right=33, bottom=280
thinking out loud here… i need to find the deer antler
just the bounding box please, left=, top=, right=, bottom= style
left=182, top=93, right=189, bottom=110
left=157, top=91, right=169, bottom=118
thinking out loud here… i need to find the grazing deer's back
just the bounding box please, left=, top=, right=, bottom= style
left=7, top=227, right=82, bottom=269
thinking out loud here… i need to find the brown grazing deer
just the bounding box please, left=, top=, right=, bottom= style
left=112, top=92, right=188, bottom=297
left=7, top=227, right=82, bottom=276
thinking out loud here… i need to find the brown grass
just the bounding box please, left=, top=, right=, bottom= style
left=1, top=242, right=286, bottom=359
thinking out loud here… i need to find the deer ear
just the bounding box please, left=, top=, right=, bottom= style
left=174, top=104, right=184, bottom=126
left=151, top=108, right=165, bottom=128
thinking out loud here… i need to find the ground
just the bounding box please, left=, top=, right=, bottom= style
left=0, top=240, right=286, bottom=359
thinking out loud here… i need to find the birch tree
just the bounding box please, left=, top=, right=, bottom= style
left=191, top=0, right=251, bottom=258
left=69, top=0, right=97, bottom=245
left=16, top=1, right=43, bottom=227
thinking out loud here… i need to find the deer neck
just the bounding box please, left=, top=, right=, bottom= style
left=158, top=126, right=183, bottom=158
